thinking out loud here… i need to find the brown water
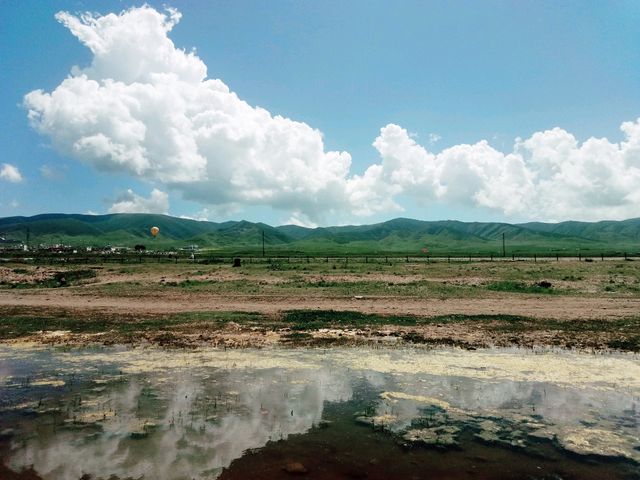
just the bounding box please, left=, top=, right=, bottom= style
left=0, top=345, right=638, bottom=479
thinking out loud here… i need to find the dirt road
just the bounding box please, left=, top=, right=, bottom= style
left=1, top=289, right=638, bottom=320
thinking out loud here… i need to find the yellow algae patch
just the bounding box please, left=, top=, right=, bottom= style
left=559, top=427, right=640, bottom=462
left=380, top=391, right=450, bottom=410
left=69, top=410, right=116, bottom=424
left=3, top=345, right=639, bottom=395
left=477, top=419, right=501, bottom=433
left=403, top=425, right=460, bottom=446
left=126, top=420, right=158, bottom=438
left=92, top=376, right=121, bottom=384
left=42, top=330, right=71, bottom=338
left=51, top=347, right=319, bottom=374
left=370, top=414, right=397, bottom=424
left=336, top=349, right=640, bottom=393
left=5, top=401, right=39, bottom=411
left=77, top=398, right=106, bottom=408
left=0, top=344, right=48, bottom=360
left=30, top=379, right=65, bottom=387
left=355, top=413, right=398, bottom=427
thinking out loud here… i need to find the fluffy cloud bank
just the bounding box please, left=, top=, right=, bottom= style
left=24, top=6, right=355, bottom=224
left=0, top=163, right=23, bottom=183
left=108, top=188, right=169, bottom=214
left=367, top=121, right=640, bottom=221
left=23, top=6, right=640, bottom=222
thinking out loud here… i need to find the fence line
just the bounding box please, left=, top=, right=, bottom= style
left=2, top=252, right=638, bottom=265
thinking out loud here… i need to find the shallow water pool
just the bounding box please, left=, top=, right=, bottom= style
left=0, top=345, right=638, bottom=479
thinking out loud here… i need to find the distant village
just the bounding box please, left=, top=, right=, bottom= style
left=0, top=236, right=200, bottom=256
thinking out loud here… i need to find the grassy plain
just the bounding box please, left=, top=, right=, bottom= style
left=1, top=257, right=639, bottom=351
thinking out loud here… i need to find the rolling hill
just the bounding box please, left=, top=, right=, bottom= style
left=0, top=213, right=639, bottom=255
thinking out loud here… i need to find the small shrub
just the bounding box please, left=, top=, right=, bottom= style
left=35, top=269, right=97, bottom=288
left=281, top=332, right=313, bottom=342
left=608, top=337, right=640, bottom=351
left=284, top=310, right=417, bottom=330
left=562, top=275, right=583, bottom=281
left=487, top=281, right=557, bottom=294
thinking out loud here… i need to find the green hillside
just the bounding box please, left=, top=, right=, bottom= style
left=520, top=218, right=640, bottom=242
left=1, top=213, right=639, bottom=255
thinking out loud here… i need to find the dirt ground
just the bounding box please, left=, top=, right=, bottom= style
left=1, top=259, right=639, bottom=350
left=2, top=289, right=640, bottom=319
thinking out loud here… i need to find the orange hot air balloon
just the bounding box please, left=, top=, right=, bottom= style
left=150, top=226, right=160, bottom=237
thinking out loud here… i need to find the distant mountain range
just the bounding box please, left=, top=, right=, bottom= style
left=1, top=213, right=639, bottom=255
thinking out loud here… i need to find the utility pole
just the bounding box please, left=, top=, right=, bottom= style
left=262, top=230, right=265, bottom=258
left=502, top=232, right=506, bottom=257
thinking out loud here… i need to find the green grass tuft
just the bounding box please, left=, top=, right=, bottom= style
left=486, top=280, right=558, bottom=294
left=284, top=310, right=418, bottom=330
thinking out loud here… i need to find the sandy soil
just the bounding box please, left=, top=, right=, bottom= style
left=1, top=288, right=639, bottom=319
left=1, top=260, right=639, bottom=350
left=0, top=266, right=60, bottom=284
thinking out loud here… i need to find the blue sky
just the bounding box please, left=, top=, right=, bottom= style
left=1, top=1, right=639, bottom=225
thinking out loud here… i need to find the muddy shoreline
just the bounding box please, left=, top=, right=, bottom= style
left=1, top=304, right=638, bottom=352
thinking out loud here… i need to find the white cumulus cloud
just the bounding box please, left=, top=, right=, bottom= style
left=0, top=163, right=23, bottom=183
left=367, top=120, right=640, bottom=221
left=108, top=188, right=169, bottom=214
left=285, top=212, right=318, bottom=228
left=40, top=164, right=66, bottom=180
left=22, top=5, right=640, bottom=223
left=24, top=6, right=361, bottom=223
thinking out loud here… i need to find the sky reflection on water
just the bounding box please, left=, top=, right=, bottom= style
left=0, top=346, right=638, bottom=479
